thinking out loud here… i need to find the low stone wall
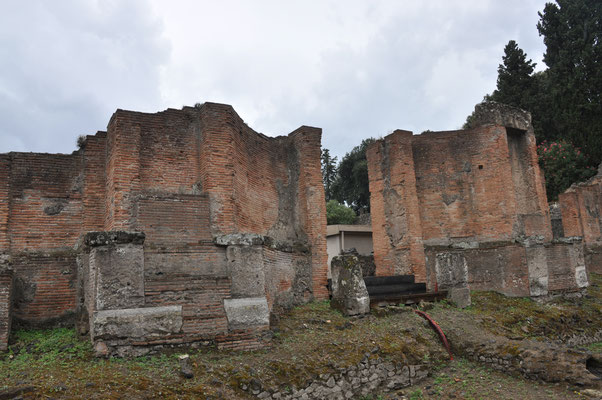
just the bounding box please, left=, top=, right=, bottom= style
left=79, top=231, right=280, bottom=356
left=430, top=309, right=600, bottom=387
left=425, top=239, right=587, bottom=298
left=245, top=354, right=429, bottom=399
left=455, top=336, right=598, bottom=387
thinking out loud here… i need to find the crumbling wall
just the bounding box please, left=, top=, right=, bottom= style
left=0, top=102, right=328, bottom=354
left=558, top=165, right=602, bottom=274
left=0, top=152, right=84, bottom=326
left=368, top=102, right=584, bottom=296
left=412, top=127, right=517, bottom=243
left=367, top=130, right=425, bottom=280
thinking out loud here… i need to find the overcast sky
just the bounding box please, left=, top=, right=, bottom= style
left=0, top=0, right=549, bottom=159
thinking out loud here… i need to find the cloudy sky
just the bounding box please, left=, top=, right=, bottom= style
left=0, top=0, right=549, bottom=159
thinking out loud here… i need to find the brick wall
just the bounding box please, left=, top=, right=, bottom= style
left=6, top=153, right=83, bottom=251
left=0, top=156, right=10, bottom=252
left=366, top=102, right=573, bottom=296
left=145, top=275, right=231, bottom=341
left=105, top=111, right=142, bottom=231
left=10, top=252, right=77, bottom=326
left=0, top=102, right=328, bottom=350
left=291, top=127, right=329, bottom=299
left=0, top=152, right=84, bottom=325
left=367, top=130, right=426, bottom=281
left=559, top=177, right=602, bottom=243
left=412, top=127, right=517, bottom=242
left=558, top=167, right=602, bottom=274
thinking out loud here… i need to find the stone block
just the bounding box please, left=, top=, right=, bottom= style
left=330, top=254, right=370, bottom=316
left=447, top=287, right=471, bottom=308
left=0, top=267, right=14, bottom=351
left=215, top=233, right=265, bottom=246
left=527, top=246, right=548, bottom=296
left=435, top=252, right=468, bottom=289
left=575, top=266, right=588, bottom=288
left=90, top=243, right=145, bottom=310
left=223, top=297, right=270, bottom=329
left=226, top=245, right=266, bottom=298
left=585, top=243, right=602, bottom=274
left=92, top=305, right=183, bottom=341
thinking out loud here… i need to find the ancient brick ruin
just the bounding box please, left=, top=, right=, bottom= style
left=0, top=103, right=327, bottom=355
left=367, top=102, right=589, bottom=298
left=0, top=100, right=598, bottom=355
left=558, top=165, right=602, bottom=275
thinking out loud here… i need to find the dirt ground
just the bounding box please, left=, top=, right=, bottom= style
left=383, top=358, right=586, bottom=400
left=1, top=274, right=600, bottom=399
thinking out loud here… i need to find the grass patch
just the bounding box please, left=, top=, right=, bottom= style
left=1, top=301, right=448, bottom=399
left=586, top=341, right=602, bottom=352
left=464, top=273, right=602, bottom=341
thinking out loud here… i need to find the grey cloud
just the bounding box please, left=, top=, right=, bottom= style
left=0, top=0, right=169, bottom=154
left=1, top=0, right=548, bottom=160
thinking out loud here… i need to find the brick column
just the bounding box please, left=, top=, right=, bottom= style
left=367, top=130, right=426, bottom=282
left=198, top=103, right=237, bottom=235
left=290, top=127, right=329, bottom=300
left=105, top=113, right=142, bottom=231
left=0, top=156, right=10, bottom=252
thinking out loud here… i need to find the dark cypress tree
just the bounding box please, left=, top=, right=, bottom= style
left=490, top=40, right=537, bottom=109
left=537, top=0, right=602, bottom=165
left=320, top=148, right=338, bottom=202
left=331, top=138, right=375, bottom=214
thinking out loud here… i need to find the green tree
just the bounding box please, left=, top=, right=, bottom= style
left=537, top=0, right=602, bottom=164
left=464, top=41, right=536, bottom=129
left=326, top=200, right=357, bottom=225
left=537, top=140, right=597, bottom=200
left=491, top=40, right=537, bottom=109
left=321, top=148, right=338, bottom=202
left=331, top=138, right=376, bottom=214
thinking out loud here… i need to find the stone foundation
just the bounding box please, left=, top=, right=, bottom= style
left=0, top=266, right=13, bottom=351
left=246, top=356, right=429, bottom=400
left=80, top=231, right=277, bottom=356
left=425, top=239, right=586, bottom=298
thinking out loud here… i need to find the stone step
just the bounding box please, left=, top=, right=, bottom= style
left=369, top=290, right=448, bottom=307
left=365, top=282, right=427, bottom=296
left=363, top=275, right=415, bottom=286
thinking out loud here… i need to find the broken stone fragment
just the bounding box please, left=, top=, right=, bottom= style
left=223, top=297, right=270, bottom=329
left=330, top=254, right=370, bottom=316
left=179, top=354, right=194, bottom=379
left=447, top=287, right=471, bottom=309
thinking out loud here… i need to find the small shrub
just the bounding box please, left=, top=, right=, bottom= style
left=326, top=200, right=357, bottom=225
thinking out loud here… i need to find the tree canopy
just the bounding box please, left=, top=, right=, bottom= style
left=331, top=138, right=375, bottom=214
left=492, top=40, right=537, bottom=109
left=466, top=0, right=601, bottom=199
left=537, top=0, right=602, bottom=164
left=321, top=148, right=337, bottom=202
left=325, top=200, right=357, bottom=225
